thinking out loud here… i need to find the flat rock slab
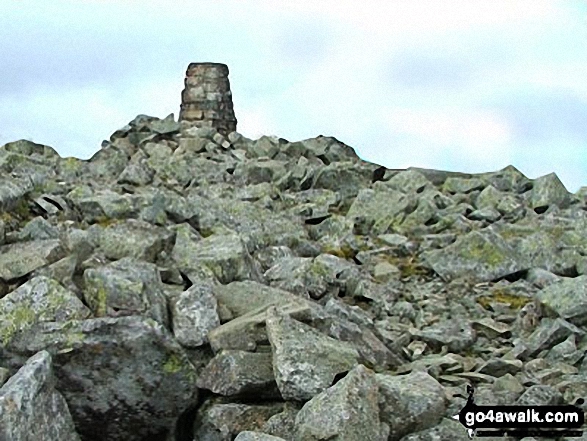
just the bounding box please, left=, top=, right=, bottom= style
left=0, top=239, right=65, bottom=281
left=208, top=301, right=315, bottom=353
left=422, top=229, right=526, bottom=283
left=294, top=364, right=384, bottom=441
left=213, top=281, right=304, bottom=320
left=2, top=316, right=199, bottom=441
left=0, top=276, right=90, bottom=346
left=0, top=351, right=80, bottom=441
left=266, top=306, right=359, bottom=401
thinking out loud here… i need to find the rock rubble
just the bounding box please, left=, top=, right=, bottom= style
left=1, top=66, right=587, bottom=440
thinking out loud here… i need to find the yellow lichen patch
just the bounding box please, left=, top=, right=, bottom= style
left=476, top=288, right=531, bottom=311
left=0, top=305, right=36, bottom=345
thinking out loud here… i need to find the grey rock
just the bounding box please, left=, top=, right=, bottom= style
left=266, top=306, right=359, bottom=401
left=346, top=187, right=412, bottom=235
left=516, top=384, right=563, bottom=406
left=96, top=218, right=175, bottom=262
left=2, top=316, right=199, bottom=441
left=421, top=229, right=526, bottom=283
left=83, top=257, right=169, bottom=326
left=535, top=276, right=587, bottom=326
left=0, top=276, right=90, bottom=346
left=294, top=364, right=384, bottom=441
left=399, top=417, right=470, bottom=441
left=411, top=319, right=476, bottom=353
left=384, top=169, right=431, bottom=194
left=171, top=282, right=220, bottom=347
left=0, top=239, right=66, bottom=281
left=194, top=401, right=284, bottom=441
left=377, top=370, right=447, bottom=439
left=0, top=351, right=80, bottom=441
left=197, top=350, right=278, bottom=397
left=17, top=216, right=60, bottom=241
left=171, top=226, right=260, bottom=284
left=527, top=172, right=571, bottom=211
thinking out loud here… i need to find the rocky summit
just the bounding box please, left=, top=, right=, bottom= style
left=1, top=63, right=587, bottom=441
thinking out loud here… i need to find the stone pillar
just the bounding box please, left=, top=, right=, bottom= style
left=178, top=62, right=237, bottom=135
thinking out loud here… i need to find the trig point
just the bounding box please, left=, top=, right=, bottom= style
left=178, top=62, right=237, bottom=135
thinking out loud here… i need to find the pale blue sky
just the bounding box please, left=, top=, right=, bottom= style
left=1, top=0, right=586, bottom=192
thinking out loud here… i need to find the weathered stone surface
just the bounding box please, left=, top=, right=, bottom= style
left=527, top=172, right=571, bottom=211
left=170, top=282, right=220, bottom=347
left=421, top=229, right=526, bottom=283
left=0, top=276, right=90, bottom=346
left=346, top=187, right=412, bottom=235
left=535, top=276, right=587, bottom=326
left=0, top=240, right=66, bottom=281
left=95, top=218, right=175, bottom=262
left=411, top=319, right=476, bottom=353
left=197, top=349, right=278, bottom=397
left=2, top=316, right=199, bottom=441
left=171, top=226, right=260, bottom=284
left=193, top=401, right=283, bottom=441
left=0, top=351, right=80, bottom=441
left=83, top=257, right=168, bottom=326
left=179, top=62, right=237, bottom=135
left=266, top=306, right=359, bottom=401
left=294, top=364, right=384, bottom=441
left=377, top=370, right=446, bottom=440
left=208, top=301, right=312, bottom=353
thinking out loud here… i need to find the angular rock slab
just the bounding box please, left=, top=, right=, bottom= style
left=194, top=401, right=284, bottom=441
left=376, top=370, right=446, bottom=440
left=96, top=219, right=175, bottom=262
left=422, top=229, right=526, bottom=283
left=197, top=350, right=278, bottom=397
left=82, top=257, right=168, bottom=326
left=2, top=316, right=199, bottom=441
left=0, top=239, right=65, bottom=281
left=266, top=307, right=359, bottom=401
left=0, top=351, right=80, bottom=441
left=0, top=276, right=90, bottom=346
left=535, top=276, right=587, bottom=326
left=294, top=364, right=385, bottom=441
left=172, top=230, right=258, bottom=284
left=171, top=282, right=220, bottom=347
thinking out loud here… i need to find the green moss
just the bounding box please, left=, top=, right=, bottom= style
left=322, top=243, right=356, bottom=260
left=94, top=216, right=118, bottom=227
left=163, top=353, right=184, bottom=374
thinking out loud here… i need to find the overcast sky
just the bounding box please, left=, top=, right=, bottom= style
left=1, top=0, right=586, bottom=192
